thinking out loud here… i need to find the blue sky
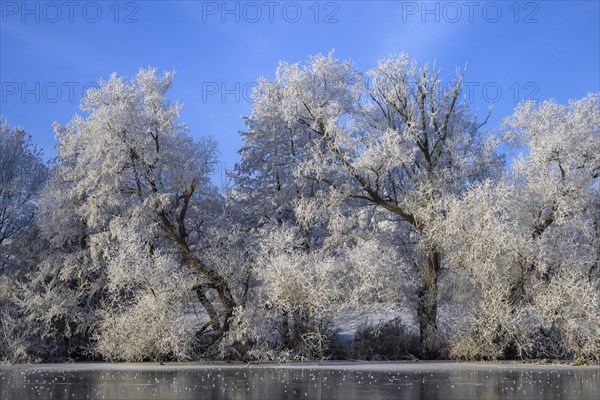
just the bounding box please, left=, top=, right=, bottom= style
left=1, top=1, right=599, bottom=184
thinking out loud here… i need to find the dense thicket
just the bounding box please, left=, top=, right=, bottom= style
left=1, top=54, right=598, bottom=363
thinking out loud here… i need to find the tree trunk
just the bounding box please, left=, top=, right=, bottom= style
left=281, top=310, right=292, bottom=349
left=195, top=285, right=222, bottom=335
left=160, top=217, right=237, bottom=342
left=416, top=248, right=440, bottom=359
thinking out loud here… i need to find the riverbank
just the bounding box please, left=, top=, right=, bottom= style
left=2, top=360, right=599, bottom=371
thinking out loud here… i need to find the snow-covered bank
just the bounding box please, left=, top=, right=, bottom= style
left=2, top=360, right=598, bottom=372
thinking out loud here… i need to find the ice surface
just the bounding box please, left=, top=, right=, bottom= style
left=1, top=361, right=598, bottom=400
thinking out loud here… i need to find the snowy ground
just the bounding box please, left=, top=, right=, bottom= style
left=2, top=360, right=599, bottom=371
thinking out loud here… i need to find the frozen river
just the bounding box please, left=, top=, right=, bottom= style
left=1, top=361, right=598, bottom=399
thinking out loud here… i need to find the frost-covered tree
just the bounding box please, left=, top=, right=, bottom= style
left=503, top=94, right=599, bottom=360
left=443, top=94, right=600, bottom=360
left=246, top=52, right=501, bottom=358
left=236, top=79, right=312, bottom=230
left=0, top=120, right=47, bottom=363
left=23, top=69, right=239, bottom=360
left=0, top=120, right=47, bottom=274
left=235, top=72, right=413, bottom=358
left=93, top=224, right=201, bottom=361
left=233, top=77, right=335, bottom=355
